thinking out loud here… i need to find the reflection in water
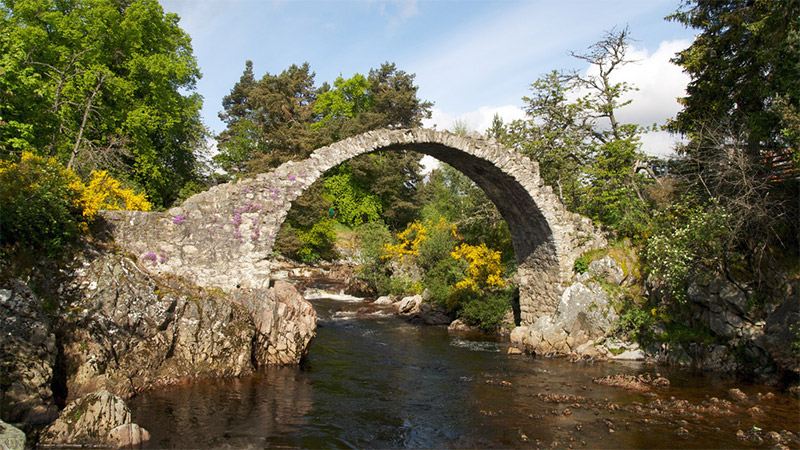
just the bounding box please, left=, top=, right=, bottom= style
left=130, top=297, right=800, bottom=449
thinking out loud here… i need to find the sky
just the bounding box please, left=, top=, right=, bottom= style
left=160, top=0, right=697, bottom=158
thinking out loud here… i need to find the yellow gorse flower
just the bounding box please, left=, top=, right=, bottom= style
left=451, top=243, right=506, bottom=293
left=77, top=170, right=152, bottom=220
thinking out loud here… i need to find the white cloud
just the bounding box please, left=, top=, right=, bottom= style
left=615, top=40, right=692, bottom=128
left=420, top=105, right=526, bottom=174
left=639, top=130, right=685, bottom=158
left=422, top=105, right=525, bottom=135
left=575, top=39, right=692, bottom=156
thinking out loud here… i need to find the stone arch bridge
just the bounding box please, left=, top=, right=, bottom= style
left=105, top=128, right=605, bottom=325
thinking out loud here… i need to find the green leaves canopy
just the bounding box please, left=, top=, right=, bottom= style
left=668, top=0, right=800, bottom=157
left=0, top=0, right=204, bottom=207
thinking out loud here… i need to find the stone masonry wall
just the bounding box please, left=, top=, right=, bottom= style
left=104, top=128, right=605, bottom=326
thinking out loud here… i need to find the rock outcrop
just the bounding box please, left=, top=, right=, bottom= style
left=0, top=243, right=317, bottom=432
left=39, top=390, right=149, bottom=448
left=651, top=276, right=799, bottom=381
left=511, top=279, right=618, bottom=356
left=0, top=280, right=59, bottom=424
left=0, top=419, right=25, bottom=450
left=60, top=248, right=316, bottom=400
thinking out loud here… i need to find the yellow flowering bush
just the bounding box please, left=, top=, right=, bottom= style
left=0, top=152, right=150, bottom=255
left=382, top=218, right=458, bottom=262
left=450, top=243, right=507, bottom=293
left=78, top=170, right=151, bottom=220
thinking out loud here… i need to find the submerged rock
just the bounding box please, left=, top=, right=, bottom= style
left=39, top=390, right=149, bottom=448
left=448, top=318, right=481, bottom=333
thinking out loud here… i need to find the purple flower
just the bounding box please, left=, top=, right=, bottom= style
left=289, top=174, right=296, bottom=180
left=159, top=255, right=167, bottom=264
left=242, top=186, right=250, bottom=193
left=231, top=212, right=243, bottom=227
left=300, top=173, right=306, bottom=178
left=172, top=214, right=187, bottom=225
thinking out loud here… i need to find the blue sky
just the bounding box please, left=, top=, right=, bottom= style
left=160, top=0, right=696, bottom=156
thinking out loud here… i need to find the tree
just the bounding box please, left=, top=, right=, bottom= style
left=313, top=63, right=432, bottom=230
left=495, top=28, right=653, bottom=238
left=668, top=0, right=800, bottom=160
left=0, top=0, right=205, bottom=207
left=216, top=62, right=318, bottom=173
left=666, top=0, right=800, bottom=280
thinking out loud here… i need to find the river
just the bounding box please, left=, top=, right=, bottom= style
left=129, top=289, right=799, bottom=449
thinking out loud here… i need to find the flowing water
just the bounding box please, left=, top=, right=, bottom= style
left=130, top=284, right=799, bottom=449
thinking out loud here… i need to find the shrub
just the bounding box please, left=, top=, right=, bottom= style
left=573, top=256, right=589, bottom=274
left=450, top=243, right=506, bottom=293
left=614, top=299, right=655, bottom=343
left=458, top=288, right=515, bottom=332
left=79, top=170, right=152, bottom=220
left=645, top=199, right=734, bottom=303
left=355, top=220, right=393, bottom=291
left=0, top=153, right=85, bottom=255
left=0, top=155, right=150, bottom=256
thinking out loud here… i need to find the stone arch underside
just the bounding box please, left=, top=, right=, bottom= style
left=105, top=128, right=605, bottom=326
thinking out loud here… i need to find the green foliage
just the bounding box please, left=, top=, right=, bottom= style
left=645, top=199, right=735, bottom=303
left=217, top=61, right=318, bottom=173
left=667, top=0, right=800, bottom=157
left=0, top=152, right=149, bottom=257
left=422, top=256, right=467, bottom=309
left=274, top=181, right=337, bottom=263
left=275, top=219, right=338, bottom=263
left=457, top=288, right=515, bottom=332
left=791, top=323, right=800, bottom=356
left=0, top=153, right=84, bottom=256
left=323, top=164, right=382, bottom=227
left=581, top=138, right=652, bottom=239
left=659, top=322, right=721, bottom=347
left=418, top=164, right=514, bottom=266
left=493, top=28, right=655, bottom=240
left=573, top=256, right=589, bottom=274
left=354, top=220, right=393, bottom=291
left=313, top=73, right=375, bottom=134
left=665, top=0, right=800, bottom=283
left=0, top=0, right=205, bottom=207
left=614, top=299, right=655, bottom=343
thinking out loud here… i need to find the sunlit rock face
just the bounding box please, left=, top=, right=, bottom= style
left=58, top=250, right=316, bottom=401
left=102, top=128, right=605, bottom=327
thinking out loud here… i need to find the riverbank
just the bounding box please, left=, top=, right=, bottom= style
left=0, top=242, right=316, bottom=448
left=128, top=294, right=800, bottom=449
left=277, top=256, right=800, bottom=393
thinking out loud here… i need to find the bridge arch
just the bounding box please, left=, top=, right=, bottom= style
left=108, top=128, right=604, bottom=325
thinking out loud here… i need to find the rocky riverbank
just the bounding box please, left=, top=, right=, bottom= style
left=509, top=248, right=800, bottom=391
left=0, top=241, right=316, bottom=448
left=271, top=254, right=799, bottom=393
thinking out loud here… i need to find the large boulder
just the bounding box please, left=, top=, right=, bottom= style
left=0, top=280, right=59, bottom=424
left=762, top=294, right=800, bottom=377
left=242, top=280, right=317, bottom=365
left=394, top=295, right=423, bottom=314
left=39, top=390, right=149, bottom=448
left=511, top=281, right=618, bottom=356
